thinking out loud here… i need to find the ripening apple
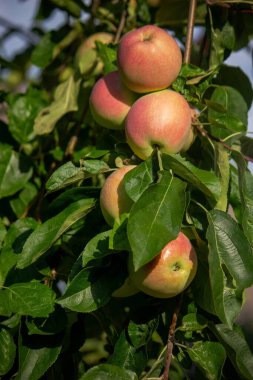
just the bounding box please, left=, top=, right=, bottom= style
left=89, top=71, right=137, bottom=130
left=100, top=165, right=136, bottom=226
left=117, top=24, right=182, bottom=93
left=112, top=276, right=139, bottom=298
left=129, top=232, right=197, bottom=298
left=75, top=32, right=113, bottom=75
left=125, top=89, right=193, bottom=160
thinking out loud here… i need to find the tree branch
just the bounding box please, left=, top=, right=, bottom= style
left=113, top=1, right=127, bottom=44
left=162, top=295, right=183, bottom=380
left=184, top=0, right=198, bottom=64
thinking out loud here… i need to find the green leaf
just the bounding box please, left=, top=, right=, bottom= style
left=31, top=33, right=56, bottom=68
left=50, top=0, right=81, bottom=17
left=233, top=152, right=253, bottom=246
left=124, top=157, right=154, bottom=202
left=82, top=229, right=112, bottom=267
left=79, top=364, right=137, bottom=380
left=109, top=214, right=130, bottom=251
left=214, top=143, right=230, bottom=211
left=10, top=182, right=38, bottom=217
left=25, top=306, right=67, bottom=335
left=109, top=330, right=147, bottom=376
left=179, top=313, right=207, bottom=332
left=127, top=318, right=158, bottom=349
left=96, top=41, right=117, bottom=74
left=5, top=282, right=55, bottom=317
left=17, top=198, right=96, bottom=269
left=34, top=76, right=80, bottom=135
left=128, top=171, right=186, bottom=271
left=7, top=87, right=47, bottom=143
left=0, top=327, right=16, bottom=375
left=46, top=160, right=109, bottom=193
left=187, top=341, right=226, bottom=380
left=214, top=324, right=253, bottom=380
left=16, top=328, right=62, bottom=380
left=208, top=86, right=248, bottom=139
left=0, top=144, right=33, bottom=199
left=0, top=218, right=38, bottom=286
left=162, top=153, right=221, bottom=202
left=57, top=265, right=124, bottom=312
left=206, top=210, right=253, bottom=327
left=0, top=291, right=12, bottom=316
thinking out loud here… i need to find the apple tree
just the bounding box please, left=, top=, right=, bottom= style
left=0, top=0, right=253, bottom=379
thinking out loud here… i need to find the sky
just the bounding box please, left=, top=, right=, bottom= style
left=0, top=0, right=252, bottom=132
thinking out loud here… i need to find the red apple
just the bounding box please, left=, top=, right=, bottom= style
left=89, top=71, right=137, bottom=130
left=129, top=232, right=197, bottom=298
left=117, top=25, right=182, bottom=93
left=125, top=89, right=193, bottom=160
left=100, top=165, right=136, bottom=226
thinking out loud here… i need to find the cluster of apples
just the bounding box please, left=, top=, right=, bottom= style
left=88, top=25, right=197, bottom=298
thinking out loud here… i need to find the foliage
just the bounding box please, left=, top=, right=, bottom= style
left=0, top=0, right=253, bottom=379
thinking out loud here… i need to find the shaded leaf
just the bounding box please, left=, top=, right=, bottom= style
left=128, top=171, right=186, bottom=271
left=17, top=198, right=96, bottom=269
left=127, top=318, right=159, bottom=349
left=34, top=76, right=80, bottom=135
left=124, top=157, right=153, bottom=202
left=109, top=214, right=130, bottom=251
left=179, top=313, right=207, bottom=332
left=0, top=144, right=33, bottom=199
left=0, top=327, right=16, bottom=375
left=162, top=153, right=221, bottom=202
left=82, top=229, right=112, bottom=267
left=31, top=33, right=56, bottom=68
left=207, top=210, right=253, bottom=327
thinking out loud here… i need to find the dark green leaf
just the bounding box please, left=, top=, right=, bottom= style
left=207, top=210, right=253, bottom=327
left=127, top=318, right=158, bottom=349
left=57, top=265, right=124, bottom=312
left=34, top=76, right=80, bottom=135
left=214, top=324, right=253, bottom=380
left=0, top=144, right=33, bottom=199
left=17, top=198, right=96, bottom=269
left=233, top=152, right=253, bottom=246
left=0, top=218, right=38, bottom=286
left=128, top=171, right=186, bottom=271
left=31, top=33, right=56, bottom=68
left=79, top=364, right=137, bottom=380
left=124, top=157, right=153, bottom=202
left=26, top=306, right=67, bottom=335
left=208, top=86, right=248, bottom=139
left=16, top=328, right=62, bottom=380
left=5, top=282, right=55, bottom=317
left=82, top=229, right=112, bottom=267
left=187, top=341, right=226, bottom=380
left=10, top=182, right=38, bottom=217
left=7, top=87, right=47, bottom=143
left=0, top=291, right=12, bottom=317
left=0, top=327, right=16, bottom=375
left=109, top=330, right=147, bottom=376
left=162, top=153, right=221, bottom=202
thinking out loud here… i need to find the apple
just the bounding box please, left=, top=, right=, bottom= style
left=129, top=232, right=197, bottom=298
left=100, top=165, right=136, bottom=226
left=125, top=89, right=193, bottom=160
left=75, top=32, right=113, bottom=75
left=112, top=276, right=139, bottom=298
left=89, top=71, right=137, bottom=130
left=117, top=24, right=182, bottom=93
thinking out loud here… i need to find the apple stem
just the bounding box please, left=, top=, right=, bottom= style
left=162, top=294, right=183, bottom=380
left=184, top=0, right=197, bottom=64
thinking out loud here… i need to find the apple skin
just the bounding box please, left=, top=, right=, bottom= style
left=89, top=71, right=137, bottom=130
left=125, top=89, right=193, bottom=160
left=117, top=25, right=182, bottom=93
left=129, top=232, right=197, bottom=298
left=112, top=276, right=139, bottom=298
left=75, top=32, right=113, bottom=74
left=100, top=165, right=136, bottom=226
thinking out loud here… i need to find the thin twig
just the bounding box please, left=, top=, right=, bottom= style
left=184, top=0, right=198, bottom=64
left=162, top=295, right=183, bottom=380
left=113, top=1, right=127, bottom=44
left=194, top=123, right=253, bottom=163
